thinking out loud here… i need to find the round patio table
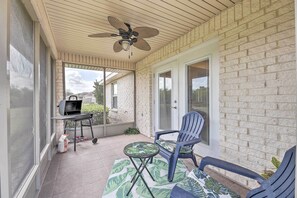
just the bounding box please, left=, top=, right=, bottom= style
left=123, top=141, right=159, bottom=198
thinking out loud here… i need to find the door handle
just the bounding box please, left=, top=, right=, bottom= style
left=171, top=106, right=177, bottom=109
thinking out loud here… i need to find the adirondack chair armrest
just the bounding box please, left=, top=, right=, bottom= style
left=176, top=138, right=201, bottom=147
left=199, top=157, right=265, bottom=184
left=154, top=130, right=179, bottom=141
left=173, top=138, right=201, bottom=156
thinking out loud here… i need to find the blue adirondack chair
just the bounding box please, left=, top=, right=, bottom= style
left=171, top=146, right=296, bottom=198
left=152, top=111, right=205, bottom=182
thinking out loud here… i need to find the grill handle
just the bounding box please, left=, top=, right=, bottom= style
left=68, top=95, right=78, bottom=100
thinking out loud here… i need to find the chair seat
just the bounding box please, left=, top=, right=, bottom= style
left=175, top=168, right=240, bottom=198
left=156, top=139, right=192, bottom=154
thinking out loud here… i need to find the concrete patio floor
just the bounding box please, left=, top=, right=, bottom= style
left=38, top=134, right=249, bottom=198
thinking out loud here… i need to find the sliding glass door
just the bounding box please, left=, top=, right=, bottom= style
left=153, top=40, right=219, bottom=157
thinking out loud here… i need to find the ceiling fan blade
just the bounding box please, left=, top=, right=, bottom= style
left=133, top=38, right=151, bottom=51
left=133, top=27, right=159, bottom=38
left=88, top=33, right=118, bottom=37
left=113, top=41, right=122, bottom=52
left=108, top=16, right=129, bottom=32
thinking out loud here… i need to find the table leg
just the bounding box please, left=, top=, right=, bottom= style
left=131, top=160, right=142, bottom=183
left=127, top=157, right=155, bottom=198
left=141, top=158, right=155, bottom=181
left=127, top=158, right=143, bottom=195
left=131, top=158, right=155, bottom=183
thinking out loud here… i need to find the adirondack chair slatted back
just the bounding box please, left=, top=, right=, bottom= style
left=177, top=112, right=204, bottom=145
left=248, top=146, right=295, bottom=198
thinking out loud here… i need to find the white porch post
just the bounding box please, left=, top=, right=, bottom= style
left=34, top=22, right=41, bottom=190
left=0, top=0, right=11, bottom=197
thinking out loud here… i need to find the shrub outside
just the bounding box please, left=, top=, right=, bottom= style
left=82, top=103, right=109, bottom=125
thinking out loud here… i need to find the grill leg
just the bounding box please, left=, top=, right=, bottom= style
left=89, top=118, right=94, bottom=138
left=64, top=121, right=68, bottom=134
left=74, top=121, right=77, bottom=151
left=80, top=120, right=84, bottom=137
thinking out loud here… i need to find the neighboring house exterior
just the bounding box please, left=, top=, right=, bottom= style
left=0, top=0, right=296, bottom=197
left=66, top=92, right=96, bottom=103
left=82, top=93, right=96, bottom=104
left=106, top=72, right=135, bottom=124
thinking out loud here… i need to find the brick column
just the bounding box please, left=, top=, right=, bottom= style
left=55, top=60, right=64, bottom=140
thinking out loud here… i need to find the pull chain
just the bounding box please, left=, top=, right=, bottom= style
left=128, top=45, right=133, bottom=59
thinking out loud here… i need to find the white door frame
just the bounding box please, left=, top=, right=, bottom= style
left=0, top=0, right=10, bottom=197
left=151, top=38, right=220, bottom=157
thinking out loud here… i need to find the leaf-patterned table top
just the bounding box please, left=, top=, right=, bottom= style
left=124, top=142, right=159, bottom=158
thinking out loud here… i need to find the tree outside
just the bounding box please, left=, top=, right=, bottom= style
left=93, top=79, right=104, bottom=105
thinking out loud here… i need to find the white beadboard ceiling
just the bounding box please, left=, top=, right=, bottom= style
left=43, top=0, right=241, bottom=62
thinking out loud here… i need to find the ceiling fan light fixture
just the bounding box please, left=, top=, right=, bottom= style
left=121, top=40, right=130, bottom=51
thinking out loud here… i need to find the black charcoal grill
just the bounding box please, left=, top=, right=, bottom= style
left=54, top=95, right=94, bottom=151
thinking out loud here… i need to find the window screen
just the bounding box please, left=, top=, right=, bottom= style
left=40, top=37, right=47, bottom=152
left=9, top=0, right=35, bottom=195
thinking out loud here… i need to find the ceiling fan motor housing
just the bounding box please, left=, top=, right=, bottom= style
left=119, top=23, right=138, bottom=45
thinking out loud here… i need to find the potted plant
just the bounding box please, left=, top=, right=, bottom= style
left=261, top=157, right=281, bottom=179
left=124, top=127, right=140, bottom=135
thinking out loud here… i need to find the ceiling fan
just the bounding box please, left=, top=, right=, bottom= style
left=88, top=16, right=159, bottom=53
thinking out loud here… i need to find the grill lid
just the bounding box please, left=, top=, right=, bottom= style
left=58, top=95, right=82, bottom=115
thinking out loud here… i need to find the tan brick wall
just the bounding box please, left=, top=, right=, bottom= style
left=136, top=66, right=153, bottom=137
left=55, top=60, right=64, bottom=140
left=135, top=0, right=296, bottom=188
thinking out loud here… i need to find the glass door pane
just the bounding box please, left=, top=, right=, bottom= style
left=188, top=60, right=209, bottom=144
left=158, top=71, right=172, bottom=130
